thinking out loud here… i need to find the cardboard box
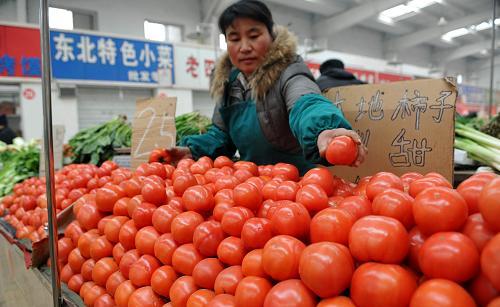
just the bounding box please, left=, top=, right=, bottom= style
left=324, top=78, right=457, bottom=183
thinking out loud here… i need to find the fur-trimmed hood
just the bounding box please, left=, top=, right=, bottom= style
left=210, top=25, right=298, bottom=101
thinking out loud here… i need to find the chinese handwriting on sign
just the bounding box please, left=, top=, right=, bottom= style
left=355, top=91, right=384, bottom=122
left=389, top=128, right=432, bottom=167
left=186, top=55, right=199, bottom=78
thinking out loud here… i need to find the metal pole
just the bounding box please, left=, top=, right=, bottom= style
left=489, top=0, right=497, bottom=119
left=39, top=0, right=61, bottom=306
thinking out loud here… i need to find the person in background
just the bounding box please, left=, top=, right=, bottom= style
left=170, top=0, right=366, bottom=174
left=316, top=59, right=365, bottom=92
left=0, top=114, right=17, bottom=144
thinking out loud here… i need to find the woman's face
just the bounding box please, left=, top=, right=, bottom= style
left=225, top=18, right=273, bottom=77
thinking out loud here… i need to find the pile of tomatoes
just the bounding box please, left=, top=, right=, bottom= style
left=3, top=154, right=500, bottom=307
left=0, top=161, right=121, bottom=242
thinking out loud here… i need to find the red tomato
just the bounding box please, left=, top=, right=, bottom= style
left=172, top=243, right=203, bottom=276
left=129, top=254, right=161, bottom=287
left=235, top=276, right=272, bottom=307
left=118, top=220, right=138, bottom=251
left=457, top=176, right=490, bottom=214
left=400, top=172, right=424, bottom=192
left=183, top=185, right=215, bottom=213
left=372, top=188, right=415, bottom=229
left=478, top=177, right=500, bottom=231
left=217, top=236, right=246, bottom=266
left=310, top=208, right=354, bottom=245
left=365, top=172, right=404, bottom=201
left=301, top=168, right=337, bottom=196
left=215, top=175, right=240, bottom=192
left=232, top=183, right=262, bottom=212
left=234, top=169, right=253, bottom=183
left=58, top=237, right=75, bottom=263
left=326, top=136, right=358, bottom=166
left=105, top=270, right=126, bottom=296
left=337, top=195, right=371, bottom=220
left=275, top=181, right=300, bottom=201
left=413, top=186, right=468, bottom=235
left=61, top=264, right=74, bottom=284
left=68, top=274, right=84, bottom=293
left=152, top=205, right=181, bottom=234
left=213, top=201, right=235, bottom=222
left=127, top=195, right=143, bottom=218
left=468, top=273, right=499, bottom=307
left=64, top=221, right=84, bottom=246
left=214, top=156, right=234, bottom=169
left=114, top=280, right=137, bottom=307
left=214, top=189, right=234, bottom=203
left=462, top=213, right=496, bottom=251
left=263, top=279, right=316, bottom=307
left=296, top=184, right=329, bottom=213
left=193, top=220, right=226, bottom=257
left=299, top=242, right=354, bottom=298
left=121, top=177, right=143, bottom=198
left=261, top=180, right=280, bottom=200
left=132, top=202, right=157, bottom=229
left=207, top=294, right=236, bottom=307
left=192, top=258, right=225, bottom=289
left=92, top=257, right=118, bottom=287
left=173, top=173, right=198, bottom=196
left=409, top=279, right=476, bottom=307
left=272, top=163, right=299, bottom=181
left=407, top=227, right=426, bottom=272
left=81, top=259, right=96, bottom=281
left=94, top=293, right=116, bottom=307
left=90, top=236, right=114, bottom=261
left=241, top=217, right=273, bottom=249
left=135, top=226, right=160, bottom=256
left=262, top=235, right=305, bottom=281
left=419, top=232, right=479, bottom=282
left=233, top=161, right=258, bottom=176
left=170, top=276, right=198, bottom=307
left=83, top=284, right=107, bottom=307
left=141, top=181, right=167, bottom=206
left=171, top=211, right=204, bottom=244
left=221, top=207, right=255, bottom=237
left=151, top=265, right=177, bottom=298
left=79, top=281, right=96, bottom=301
left=119, top=249, right=140, bottom=279
left=187, top=289, right=216, bottom=307
left=104, top=216, right=129, bottom=243
left=68, top=248, right=86, bottom=273
left=271, top=202, right=311, bottom=239
left=241, top=249, right=267, bottom=278
left=77, top=202, right=105, bottom=231
left=154, top=233, right=178, bottom=265
left=349, top=215, right=409, bottom=264
left=409, top=176, right=452, bottom=198
left=78, top=229, right=99, bottom=258
left=317, top=296, right=356, bottom=307
left=214, top=266, right=244, bottom=295
left=481, top=233, right=500, bottom=290
left=351, top=262, right=417, bottom=307
left=245, top=177, right=265, bottom=191
left=96, top=185, right=125, bottom=212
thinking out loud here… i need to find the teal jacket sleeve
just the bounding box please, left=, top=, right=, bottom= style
left=179, top=125, right=237, bottom=160
left=289, top=93, right=352, bottom=164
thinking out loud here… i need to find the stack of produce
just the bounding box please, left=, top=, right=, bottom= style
left=68, top=117, right=132, bottom=165
left=48, top=154, right=499, bottom=307
left=0, top=138, right=39, bottom=197
left=0, top=161, right=124, bottom=242
left=175, top=112, right=211, bottom=144
left=455, top=122, right=500, bottom=171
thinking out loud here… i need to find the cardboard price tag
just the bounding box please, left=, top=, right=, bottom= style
left=39, top=125, right=65, bottom=177
left=131, top=97, right=176, bottom=169
left=324, top=78, right=457, bottom=183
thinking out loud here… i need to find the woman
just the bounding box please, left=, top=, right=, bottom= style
left=174, top=0, right=366, bottom=174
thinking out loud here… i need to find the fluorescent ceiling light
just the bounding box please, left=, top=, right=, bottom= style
left=471, top=18, right=500, bottom=32
left=49, top=7, right=73, bottom=30
left=144, top=21, right=166, bottom=42
left=378, top=0, right=441, bottom=24
left=441, top=27, right=469, bottom=42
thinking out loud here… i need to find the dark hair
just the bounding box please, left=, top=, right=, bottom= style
left=320, top=59, right=345, bottom=73
left=218, top=0, right=274, bottom=36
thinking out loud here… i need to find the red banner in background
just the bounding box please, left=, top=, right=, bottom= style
left=0, top=25, right=41, bottom=78
left=306, top=61, right=413, bottom=84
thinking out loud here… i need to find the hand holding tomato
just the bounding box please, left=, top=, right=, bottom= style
left=148, top=148, right=172, bottom=164
left=162, top=147, right=193, bottom=166
left=317, top=128, right=367, bottom=167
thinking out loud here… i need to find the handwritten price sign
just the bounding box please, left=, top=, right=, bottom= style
left=131, top=97, right=176, bottom=169
left=325, top=78, right=457, bottom=183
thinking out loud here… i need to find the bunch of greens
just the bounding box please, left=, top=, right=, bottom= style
left=68, top=116, right=131, bottom=165
left=480, top=114, right=500, bottom=139
left=0, top=139, right=39, bottom=196
left=175, top=112, right=212, bottom=144
left=455, top=122, right=500, bottom=171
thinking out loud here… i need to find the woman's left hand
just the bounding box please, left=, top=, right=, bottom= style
left=317, top=128, right=368, bottom=167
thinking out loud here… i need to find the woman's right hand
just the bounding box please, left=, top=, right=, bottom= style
left=166, top=146, right=193, bottom=165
